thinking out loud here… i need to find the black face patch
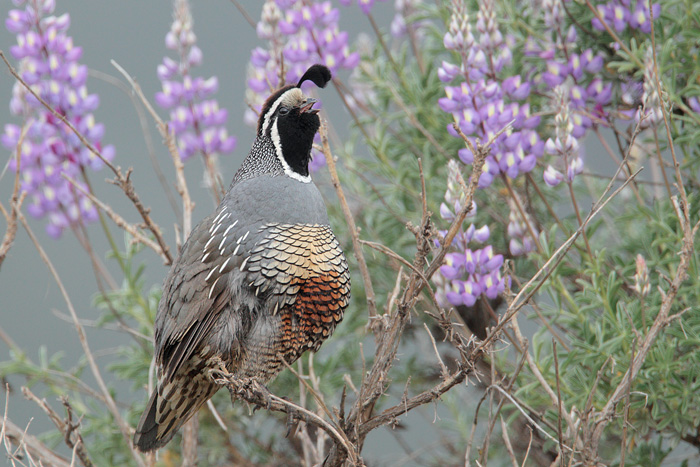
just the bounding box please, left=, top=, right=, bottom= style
left=275, top=108, right=321, bottom=178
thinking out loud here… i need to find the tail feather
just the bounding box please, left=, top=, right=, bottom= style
left=133, top=390, right=165, bottom=452
left=134, top=377, right=217, bottom=452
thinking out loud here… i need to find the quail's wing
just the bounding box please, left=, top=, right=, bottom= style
left=155, top=206, right=251, bottom=382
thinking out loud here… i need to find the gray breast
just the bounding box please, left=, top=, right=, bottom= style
left=224, top=175, right=329, bottom=227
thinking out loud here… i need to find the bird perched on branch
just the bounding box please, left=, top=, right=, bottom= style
left=134, top=64, right=350, bottom=452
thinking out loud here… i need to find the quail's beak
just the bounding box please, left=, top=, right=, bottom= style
left=299, top=97, right=318, bottom=114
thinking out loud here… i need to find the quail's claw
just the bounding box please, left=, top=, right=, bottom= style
left=251, top=380, right=273, bottom=410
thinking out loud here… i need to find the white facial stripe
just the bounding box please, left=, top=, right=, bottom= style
left=271, top=118, right=312, bottom=184
left=261, top=88, right=304, bottom=136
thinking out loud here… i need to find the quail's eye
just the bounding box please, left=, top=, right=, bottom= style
left=278, top=106, right=290, bottom=116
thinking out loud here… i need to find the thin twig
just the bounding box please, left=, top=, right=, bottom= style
left=0, top=125, right=25, bottom=273
left=501, top=416, right=519, bottom=467
left=423, top=323, right=448, bottom=379
left=490, top=385, right=573, bottom=452
left=593, top=127, right=643, bottom=204
left=649, top=4, right=689, bottom=216
left=553, top=341, right=566, bottom=464
left=22, top=387, right=92, bottom=467
left=358, top=364, right=470, bottom=436
left=510, top=309, right=575, bottom=429
left=229, top=0, right=257, bottom=29
left=481, top=166, right=642, bottom=348
left=582, top=0, right=643, bottom=69
left=88, top=68, right=181, bottom=218
left=2, top=416, right=71, bottom=467
left=588, top=215, right=698, bottom=455
left=619, top=337, right=637, bottom=467
left=386, top=86, right=450, bottom=159
left=359, top=240, right=436, bottom=300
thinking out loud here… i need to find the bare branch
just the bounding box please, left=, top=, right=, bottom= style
left=214, top=375, right=364, bottom=466
left=63, top=175, right=168, bottom=260
left=2, top=387, right=70, bottom=467
left=358, top=362, right=471, bottom=436
left=481, top=165, right=642, bottom=348
left=490, top=385, right=573, bottom=452
left=586, top=206, right=697, bottom=458
left=22, top=387, right=92, bottom=467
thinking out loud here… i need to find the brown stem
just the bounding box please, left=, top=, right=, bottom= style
left=501, top=175, right=543, bottom=253
left=0, top=126, right=25, bottom=273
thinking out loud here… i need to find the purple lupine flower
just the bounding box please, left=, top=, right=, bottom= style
left=688, top=97, right=700, bottom=114
left=527, top=0, right=611, bottom=149
left=435, top=158, right=506, bottom=310
left=156, top=0, right=236, bottom=166
left=245, top=0, right=359, bottom=171
left=435, top=237, right=505, bottom=308
left=542, top=61, right=569, bottom=87
left=629, top=0, right=660, bottom=33
left=543, top=164, right=564, bottom=187
left=440, top=0, right=542, bottom=189
left=542, top=0, right=564, bottom=29
left=591, top=0, right=660, bottom=33
left=2, top=0, right=115, bottom=239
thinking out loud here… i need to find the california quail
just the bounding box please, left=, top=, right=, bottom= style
left=134, top=64, right=350, bottom=452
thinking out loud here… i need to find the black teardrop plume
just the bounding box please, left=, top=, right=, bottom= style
left=297, top=64, right=332, bottom=89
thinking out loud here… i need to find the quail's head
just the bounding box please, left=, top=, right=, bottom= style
left=257, top=64, right=332, bottom=177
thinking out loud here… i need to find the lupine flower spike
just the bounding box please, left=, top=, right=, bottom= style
left=156, top=0, right=236, bottom=195
left=2, top=0, right=114, bottom=238
left=436, top=161, right=506, bottom=310
left=544, top=83, right=582, bottom=187
left=439, top=0, right=542, bottom=189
